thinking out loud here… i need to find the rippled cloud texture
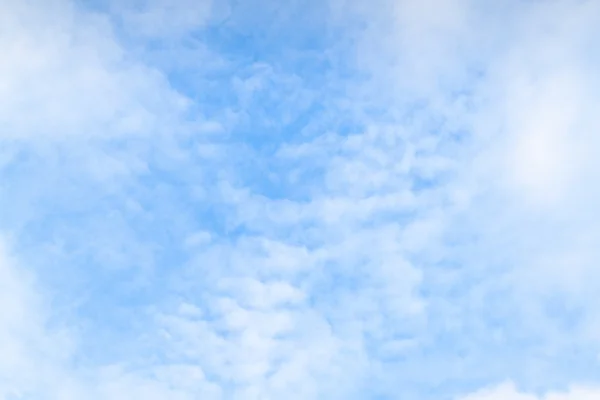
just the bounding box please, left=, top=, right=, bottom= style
left=1, top=0, right=600, bottom=398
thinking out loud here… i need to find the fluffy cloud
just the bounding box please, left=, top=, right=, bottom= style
left=459, top=382, right=600, bottom=400
left=0, top=0, right=188, bottom=140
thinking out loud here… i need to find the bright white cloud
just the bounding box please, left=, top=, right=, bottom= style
left=459, top=382, right=600, bottom=400
left=0, top=0, right=187, bottom=140
left=0, top=237, right=70, bottom=398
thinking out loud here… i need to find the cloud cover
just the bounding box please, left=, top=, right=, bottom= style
left=1, top=0, right=600, bottom=398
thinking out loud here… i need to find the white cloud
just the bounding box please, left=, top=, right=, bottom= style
left=459, top=382, right=600, bottom=400
left=0, top=236, right=225, bottom=398
left=0, top=0, right=187, bottom=140
left=0, top=237, right=64, bottom=397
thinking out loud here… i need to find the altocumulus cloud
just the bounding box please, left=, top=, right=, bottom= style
left=1, top=0, right=600, bottom=399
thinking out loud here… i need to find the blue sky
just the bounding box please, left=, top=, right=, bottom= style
left=1, top=0, right=600, bottom=399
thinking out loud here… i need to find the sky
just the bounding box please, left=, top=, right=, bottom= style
left=1, top=0, right=600, bottom=399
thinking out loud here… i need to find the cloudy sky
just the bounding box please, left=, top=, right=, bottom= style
left=1, top=0, right=600, bottom=398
